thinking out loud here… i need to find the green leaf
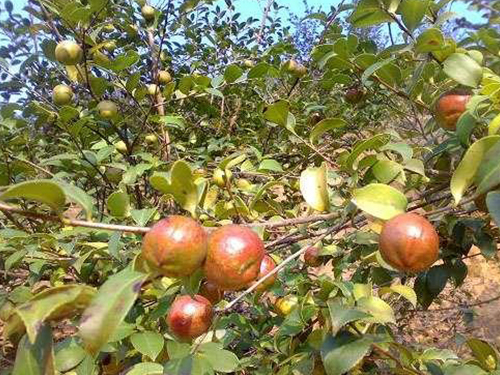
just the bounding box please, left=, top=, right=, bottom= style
left=224, top=64, right=243, bottom=83
left=345, top=134, right=390, bottom=171
left=150, top=160, right=198, bottom=216
left=199, top=342, right=239, bottom=373
left=130, top=208, right=156, bottom=227
left=300, top=163, right=330, bottom=212
left=379, top=284, right=417, bottom=307
left=55, top=339, right=86, bottom=372
left=0, top=179, right=66, bottom=211
left=248, top=62, right=271, bottom=78
left=58, top=181, right=95, bottom=220
left=79, top=269, right=148, bottom=355
left=348, top=0, right=393, bottom=27
left=12, top=325, right=55, bottom=375
left=486, top=191, right=500, bottom=228
left=321, top=332, right=372, bottom=375
left=444, top=364, right=487, bottom=375
left=130, top=331, right=164, bottom=361
left=327, top=299, right=372, bottom=336
left=415, top=28, right=444, bottom=53
left=258, top=159, right=283, bottom=172
left=15, top=285, right=95, bottom=343
left=127, top=362, right=163, bottom=375
left=106, top=191, right=130, bottom=218
left=466, top=338, right=498, bottom=371
left=400, top=0, right=430, bottom=31
left=372, top=160, right=403, bottom=183
left=110, top=51, right=139, bottom=72
left=475, top=141, right=500, bottom=195
left=167, top=341, right=191, bottom=359
left=249, top=181, right=284, bottom=209
left=361, top=57, right=396, bottom=85
left=443, top=53, right=483, bottom=88
left=450, top=136, right=500, bottom=204
left=357, top=296, right=395, bottom=324
left=264, top=100, right=289, bottom=127
left=352, top=183, right=407, bottom=220
left=309, top=118, right=347, bottom=144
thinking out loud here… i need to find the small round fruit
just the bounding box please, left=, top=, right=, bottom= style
left=166, top=294, right=213, bottom=341
left=142, top=216, right=208, bottom=278
left=97, top=100, right=118, bottom=118
left=204, top=225, right=265, bottom=291
left=55, top=40, right=83, bottom=65
left=309, top=112, right=323, bottom=126
left=147, top=83, right=159, bottom=96
left=145, top=133, right=158, bottom=144
left=103, top=40, right=117, bottom=52
left=275, top=295, right=299, bottom=316
left=434, top=89, right=471, bottom=131
left=345, top=87, right=364, bottom=104
left=379, top=213, right=439, bottom=273
left=253, top=255, right=277, bottom=293
left=304, top=247, right=322, bottom=267
left=293, top=64, right=307, bottom=78
left=158, top=70, right=172, bottom=84
left=199, top=281, right=224, bottom=304
left=141, top=5, right=155, bottom=20
left=243, top=59, right=254, bottom=68
left=125, top=24, right=139, bottom=38
left=212, top=168, right=232, bottom=188
left=115, top=140, right=127, bottom=153
left=102, top=24, right=115, bottom=33
left=284, top=59, right=298, bottom=73
left=52, top=84, right=73, bottom=106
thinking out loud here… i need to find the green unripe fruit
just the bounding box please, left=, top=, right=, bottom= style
left=55, top=40, right=83, bottom=65
left=141, top=5, right=155, bottom=21
left=52, top=84, right=73, bottom=106
left=213, top=168, right=232, bottom=188
left=158, top=70, right=172, bottom=84
left=103, top=40, right=117, bottom=52
left=147, top=83, right=160, bottom=96
left=97, top=100, right=118, bottom=119
left=125, top=24, right=139, bottom=38
left=115, top=140, right=127, bottom=153
left=102, top=24, right=115, bottom=33
left=145, top=133, right=158, bottom=144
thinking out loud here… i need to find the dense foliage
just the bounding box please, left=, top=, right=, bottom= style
left=1, top=0, right=500, bottom=374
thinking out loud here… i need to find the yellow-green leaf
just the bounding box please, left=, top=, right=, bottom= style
left=300, top=163, right=330, bottom=212
left=352, top=183, right=407, bottom=220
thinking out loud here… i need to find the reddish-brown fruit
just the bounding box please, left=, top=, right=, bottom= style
left=199, top=281, right=224, bottom=304
left=379, top=213, right=439, bottom=273
left=166, top=295, right=213, bottom=341
left=253, top=255, right=277, bottom=293
left=142, top=216, right=207, bottom=278
left=474, top=194, right=488, bottom=212
left=304, top=247, right=322, bottom=267
left=204, top=225, right=265, bottom=291
left=434, top=89, right=471, bottom=131
left=345, top=87, right=364, bottom=104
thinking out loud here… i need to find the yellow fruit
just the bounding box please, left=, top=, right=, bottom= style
left=115, top=141, right=127, bottom=153
left=52, top=84, right=73, bottom=106
left=97, top=100, right=118, bottom=118
left=244, top=59, right=254, bottom=68
left=147, top=83, right=160, bottom=96
left=102, top=24, right=115, bottom=33
left=213, top=168, right=232, bottom=188
left=55, top=40, right=83, bottom=65
left=103, top=40, right=117, bottom=52
left=158, top=70, right=172, bottom=84
left=145, top=134, right=158, bottom=144
left=275, top=295, right=299, bottom=316
left=141, top=5, right=155, bottom=21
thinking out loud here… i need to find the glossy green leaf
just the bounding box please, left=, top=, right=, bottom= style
left=443, top=53, right=483, bottom=88
left=361, top=57, right=396, bottom=85
left=300, top=163, right=330, bottom=212
left=15, top=285, right=95, bottom=343
left=345, top=134, right=390, bottom=171
left=321, top=332, right=372, bottom=375
left=450, top=136, right=500, bottom=204
left=248, top=62, right=271, bottom=78
left=348, top=0, right=393, bottom=27
left=79, top=269, right=147, bottom=355
left=106, top=190, right=130, bottom=218
left=130, top=208, right=156, bottom=227
left=199, top=342, right=239, bottom=373
left=466, top=338, right=498, bottom=371
left=55, top=339, right=86, bottom=372
left=372, top=160, right=403, bottom=183
left=415, top=28, right=444, bottom=53
left=475, top=141, right=500, bottom=195
left=379, top=284, right=417, bottom=307
left=57, top=182, right=95, bottom=220
left=486, top=191, right=500, bottom=228
left=264, top=100, right=289, bottom=127
left=400, top=0, right=430, bottom=31
left=258, top=159, right=283, bottom=172
left=224, top=64, right=243, bottom=83
left=127, top=362, right=163, bottom=375
left=352, top=183, right=407, bottom=220
left=309, top=118, right=347, bottom=144
left=327, top=299, right=372, bottom=336
left=130, top=331, right=164, bottom=361
left=0, top=179, right=66, bottom=211
left=357, top=296, right=395, bottom=323
left=12, top=325, right=55, bottom=375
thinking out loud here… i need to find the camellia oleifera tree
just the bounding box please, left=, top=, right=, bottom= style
left=1, top=0, right=500, bottom=374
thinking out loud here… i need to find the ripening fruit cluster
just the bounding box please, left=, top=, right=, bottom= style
left=141, top=216, right=277, bottom=341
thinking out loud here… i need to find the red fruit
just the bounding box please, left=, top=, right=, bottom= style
left=199, top=281, right=224, bottom=304
left=379, top=213, right=439, bottom=273
left=142, top=216, right=207, bottom=278
left=304, top=247, right=322, bottom=267
left=204, top=225, right=265, bottom=291
left=345, top=87, right=364, bottom=104
left=254, top=255, right=277, bottom=293
left=434, top=89, right=471, bottom=131
left=166, top=295, right=213, bottom=341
